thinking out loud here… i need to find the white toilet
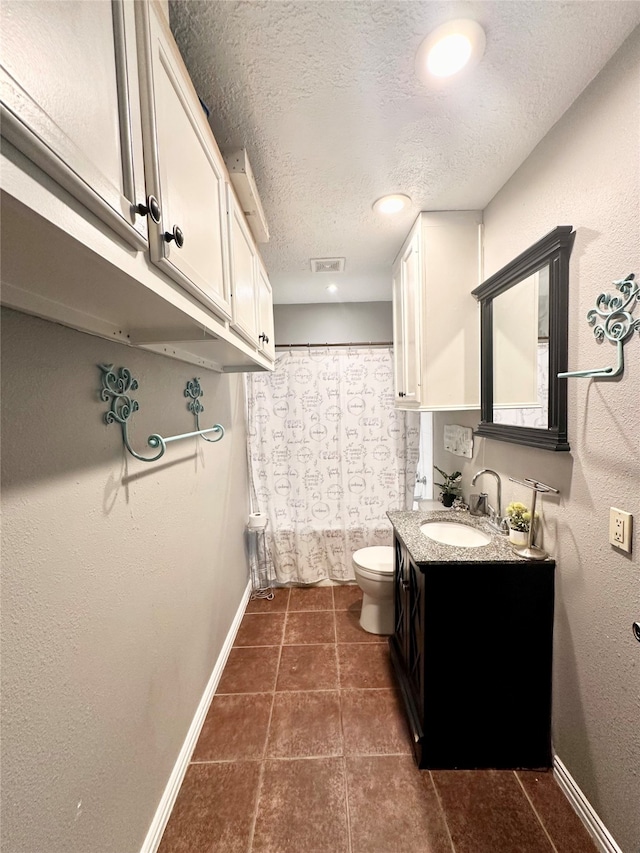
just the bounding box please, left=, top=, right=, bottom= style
left=352, top=545, right=394, bottom=635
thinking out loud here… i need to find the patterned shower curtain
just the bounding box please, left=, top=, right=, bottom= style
left=246, top=347, right=420, bottom=584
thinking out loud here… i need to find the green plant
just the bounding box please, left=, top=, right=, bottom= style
left=505, top=501, right=532, bottom=532
left=433, top=466, right=462, bottom=497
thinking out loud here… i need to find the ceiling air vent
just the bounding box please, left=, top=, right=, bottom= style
left=310, top=257, right=346, bottom=273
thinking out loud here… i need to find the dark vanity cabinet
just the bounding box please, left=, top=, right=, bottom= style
left=389, top=535, right=555, bottom=769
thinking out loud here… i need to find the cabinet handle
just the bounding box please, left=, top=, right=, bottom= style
left=164, top=225, right=184, bottom=248
left=259, top=333, right=270, bottom=344
left=135, top=195, right=161, bottom=224
left=398, top=391, right=406, bottom=398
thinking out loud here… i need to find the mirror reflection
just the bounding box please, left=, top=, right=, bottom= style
left=493, top=266, right=549, bottom=429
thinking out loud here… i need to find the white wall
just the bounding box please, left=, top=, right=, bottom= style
left=434, top=29, right=640, bottom=852
left=274, top=300, right=392, bottom=346
left=0, top=309, right=251, bottom=853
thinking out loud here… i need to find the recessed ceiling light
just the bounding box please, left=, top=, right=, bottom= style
left=416, top=19, right=486, bottom=83
left=326, top=283, right=338, bottom=294
left=372, top=194, right=412, bottom=215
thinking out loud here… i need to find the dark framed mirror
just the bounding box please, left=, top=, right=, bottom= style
left=472, top=226, right=575, bottom=451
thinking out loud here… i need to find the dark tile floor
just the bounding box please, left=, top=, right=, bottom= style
left=158, top=586, right=598, bottom=853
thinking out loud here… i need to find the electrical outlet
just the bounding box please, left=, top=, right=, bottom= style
left=609, top=507, right=633, bottom=553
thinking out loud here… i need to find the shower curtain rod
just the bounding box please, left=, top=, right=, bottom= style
left=275, top=340, right=393, bottom=350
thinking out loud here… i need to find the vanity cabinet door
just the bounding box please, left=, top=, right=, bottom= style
left=391, top=539, right=425, bottom=747
left=135, top=0, right=231, bottom=320
left=0, top=0, right=148, bottom=248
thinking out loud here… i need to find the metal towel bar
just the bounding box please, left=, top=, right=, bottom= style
left=99, top=366, right=224, bottom=463
left=558, top=273, right=638, bottom=379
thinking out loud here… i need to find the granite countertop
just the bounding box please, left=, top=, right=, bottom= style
left=387, top=508, right=553, bottom=565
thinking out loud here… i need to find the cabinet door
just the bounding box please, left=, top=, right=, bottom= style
left=406, top=560, right=425, bottom=718
left=136, top=0, right=231, bottom=320
left=397, top=234, right=422, bottom=405
left=0, top=0, right=147, bottom=248
left=256, top=257, right=275, bottom=360
left=392, top=262, right=406, bottom=401
left=393, top=538, right=410, bottom=661
left=228, top=188, right=259, bottom=345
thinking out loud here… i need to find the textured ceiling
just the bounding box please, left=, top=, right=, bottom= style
left=169, top=2, right=640, bottom=304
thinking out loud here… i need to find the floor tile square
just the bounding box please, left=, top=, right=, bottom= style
left=252, top=758, right=348, bottom=852
left=335, top=607, right=386, bottom=643
left=284, top=610, right=336, bottom=644
left=192, top=693, right=272, bottom=762
left=341, top=689, right=411, bottom=755
left=266, top=691, right=342, bottom=758
left=432, top=769, right=554, bottom=853
left=158, top=761, right=261, bottom=853
left=346, top=756, right=453, bottom=853
left=332, top=584, right=362, bottom=610
left=216, top=646, right=280, bottom=694
left=517, top=771, right=598, bottom=853
left=338, top=643, right=396, bottom=689
left=246, top=587, right=290, bottom=613
left=288, top=586, right=334, bottom=611
left=233, top=612, right=285, bottom=647
left=276, top=644, right=339, bottom=691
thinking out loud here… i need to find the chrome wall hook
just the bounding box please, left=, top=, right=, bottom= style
left=99, top=366, right=224, bottom=463
left=558, top=273, right=638, bottom=379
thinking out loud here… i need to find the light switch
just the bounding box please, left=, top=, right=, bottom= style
left=609, top=507, right=633, bottom=553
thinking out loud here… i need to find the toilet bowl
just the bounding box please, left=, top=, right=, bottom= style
left=352, top=546, right=394, bottom=635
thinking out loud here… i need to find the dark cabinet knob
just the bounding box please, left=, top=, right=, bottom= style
left=259, top=333, right=270, bottom=344
left=136, top=195, right=161, bottom=223
left=398, top=391, right=406, bottom=398
left=164, top=225, right=184, bottom=248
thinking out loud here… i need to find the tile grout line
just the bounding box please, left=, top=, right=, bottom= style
left=246, top=643, right=283, bottom=852
left=337, top=681, right=354, bottom=853
left=427, top=770, right=458, bottom=853
left=514, top=771, right=559, bottom=853
left=246, top=758, right=266, bottom=853
left=343, top=754, right=353, bottom=853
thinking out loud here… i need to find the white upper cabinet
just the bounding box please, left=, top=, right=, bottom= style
left=393, top=231, right=422, bottom=404
left=227, top=186, right=259, bottom=345
left=135, top=0, right=231, bottom=320
left=392, top=211, right=482, bottom=411
left=0, top=0, right=273, bottom=373
left=256, top=256, right=275, bottom=362
left=0, top=0, right=148, bottom=248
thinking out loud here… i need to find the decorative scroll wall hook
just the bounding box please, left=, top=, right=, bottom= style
left=558, top=273, right=639, bottom=379
left=99, top=365, right=224, bottom=463
left=184, top=378, right=225, bottom=443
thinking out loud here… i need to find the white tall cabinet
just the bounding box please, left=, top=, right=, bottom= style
left=392, top=211, right=482, bottom=410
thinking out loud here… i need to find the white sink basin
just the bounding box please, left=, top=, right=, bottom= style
left=420, top=521, right=491, bottom=548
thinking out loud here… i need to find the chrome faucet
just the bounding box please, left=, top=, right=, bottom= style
left=471, top=468, right=508, bottom=533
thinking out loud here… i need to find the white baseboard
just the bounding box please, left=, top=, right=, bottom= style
left=140, top=581, right=251, bottom=853
left=553, top=755, right=623, bottom=853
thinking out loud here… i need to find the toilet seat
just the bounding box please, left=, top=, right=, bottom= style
left=352, top=546, right=393, bottom=577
